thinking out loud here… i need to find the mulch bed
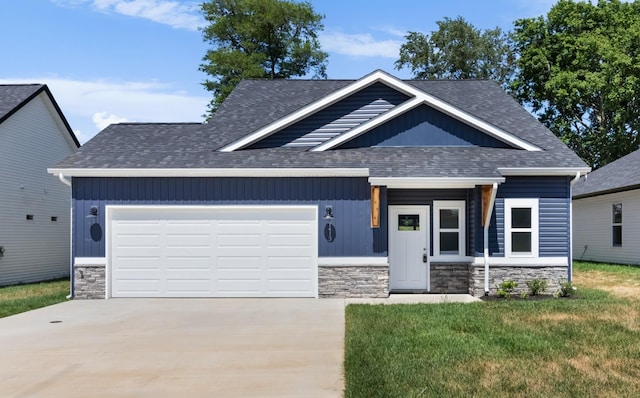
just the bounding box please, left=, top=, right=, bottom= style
left=479, top=294, right=577, bottom=302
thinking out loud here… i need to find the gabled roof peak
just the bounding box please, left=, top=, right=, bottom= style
left=219, top=70, right=540, bottom=153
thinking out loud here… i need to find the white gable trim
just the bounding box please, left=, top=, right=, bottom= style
left=368, top=177, right=505, bottom=189
left=48, top=167, right=370, bottom=178
left=219, top=70, right=542, bottom=153
left=312, top=97, right=424, bottom=151
left=313, top=82, right=541, bottom=152
left=219, top=70, right=414, bottom=152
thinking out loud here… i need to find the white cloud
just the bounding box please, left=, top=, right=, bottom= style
left=0, top=77, right=209, bottom=143
left=52, top=0, right=204, bottom=30
left=319, top=31, right=402, bottom=59
left=92, top=111, right=130, bottom=130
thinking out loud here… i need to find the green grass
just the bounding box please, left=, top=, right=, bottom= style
left=0, top=278, right=70, bottom=318
left=345, top=263, right=640, bottom=397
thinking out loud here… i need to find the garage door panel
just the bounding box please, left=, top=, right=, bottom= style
left=165, top=257, right=211, bottom=270
left=217, top=234, right=261, bottom=247
left=166, top=235, right=212, bottom=247
left=114, top=278, right=162, bottom=295
left=267, top=234, right=313, bottom=247
left=110, top=206, right=317, bottom=298
left=217, top=257, right=261, bottom=269
left=166, top=279, right=211, bottom=293
left=114, top=235, right=162, bottom=248
left=165, top=246, right=213, bottom=257
left=267, top=257, right=313, bottom=270
left=268, top=279, right=313, bottom=293
left=217, top=279, right=262, bottom=294
left=114, top=257, right=162, bottom=270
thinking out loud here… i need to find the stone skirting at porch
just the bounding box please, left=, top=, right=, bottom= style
left=469, top=265, right=568, bottom=296
left=74, top=264, right=106, bottom=299
left=318, top=264, right=389, bottom=298
left=430, top=262, right=470, bottom=294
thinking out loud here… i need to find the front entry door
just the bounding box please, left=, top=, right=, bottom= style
left=389, top=206, right=429, bottom=291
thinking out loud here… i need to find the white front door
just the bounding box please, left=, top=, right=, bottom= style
left=389, top=206, right=429, bottom=291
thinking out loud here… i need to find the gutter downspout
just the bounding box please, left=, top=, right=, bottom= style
left=57, top=173, right=74, bottom=299
left=484, top=183, right=498, bottom=295
left=568, top=171, right=581, bottom=283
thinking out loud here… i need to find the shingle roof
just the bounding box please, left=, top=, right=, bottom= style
left=53, top=74, right=588, bottom=176
left=0, top=84, right=44, bottom=123
left=0, top=84, right=80, bottom=147
left=573, top=149, right=640, bottom=198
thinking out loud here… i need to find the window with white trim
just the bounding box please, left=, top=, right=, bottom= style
left=433, top=201, right=465, bottom=257
left=504, top=198, right=539, bottom=257
left=612, top=203, right=622, bottom=247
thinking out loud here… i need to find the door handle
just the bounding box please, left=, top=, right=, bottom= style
left=422, top=251, right=428, bottom=263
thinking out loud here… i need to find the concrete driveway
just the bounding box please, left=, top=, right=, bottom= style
left=0, top=298, right=345, bottom=398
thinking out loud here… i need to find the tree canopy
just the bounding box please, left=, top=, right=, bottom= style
left=511, top=0, right=640, bottom=168
left=199, top=0, right=328, bottom=116
left=395, top=16, right=513, bottom=88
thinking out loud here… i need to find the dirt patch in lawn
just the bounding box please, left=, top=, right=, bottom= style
left=573, top=270, right=640, bottom=300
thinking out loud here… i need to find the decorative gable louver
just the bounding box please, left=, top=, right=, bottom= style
left=246, top=82, right=409, bottom=149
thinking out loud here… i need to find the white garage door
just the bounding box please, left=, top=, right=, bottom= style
left=107, top=206, right=318, bottom=298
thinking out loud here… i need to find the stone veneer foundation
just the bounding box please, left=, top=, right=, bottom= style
left=469, top=265, right=568, bottom=296
left=318, top=265, right=389, bottom=298
left=430, top=263, right=470, bottom=294
left=74, top=264, right=106, bottom=299
left=73, top=262, right=390, bottom=299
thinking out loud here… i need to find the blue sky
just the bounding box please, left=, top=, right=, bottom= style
left=1, top=0, right=555, bottom=143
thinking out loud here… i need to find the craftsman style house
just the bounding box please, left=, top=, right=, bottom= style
left=49, top=70, right=589, bottom=298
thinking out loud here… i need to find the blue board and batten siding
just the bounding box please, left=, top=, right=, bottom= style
left=477, top=176, right=571, bottom=257
left=338, top=105, right=512, bottom=149
left=72, top=177, right=387, bottom=259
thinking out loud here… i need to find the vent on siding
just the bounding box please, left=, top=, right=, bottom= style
left=26, top=214, right=34, bottom=221
left=246, top=82, right=410, bottom=149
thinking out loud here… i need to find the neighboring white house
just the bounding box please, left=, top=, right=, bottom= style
left=573, top=149, right=640, bottom=265
left=0, top=85, right=80, bottom=285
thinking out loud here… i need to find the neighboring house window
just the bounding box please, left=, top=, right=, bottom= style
left=504, top=198, right=539, bottom=257
left=433, top=201, right=465, bottom=257
left=612, top=203, right=622, bottom=247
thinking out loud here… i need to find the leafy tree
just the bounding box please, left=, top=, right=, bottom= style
left=511, top=0, right=640, bottom=168
left=395, top=16, right=514, bottom=88
left=199, top=0, right=328, bottom=115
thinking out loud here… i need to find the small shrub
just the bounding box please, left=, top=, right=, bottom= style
left=496, top=280, right=518, bottom=299
left=520, top=291, right=529, bottom=299
left=554, top=280, right=577, bottom=298
left=526, top=279, right=548, bottom=296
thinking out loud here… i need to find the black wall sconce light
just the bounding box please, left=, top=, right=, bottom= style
left=324, top=205, right=335, bottom=242
left=86, top=206, right=98, bottom=219
left=86, top=206, right=102, bottom=242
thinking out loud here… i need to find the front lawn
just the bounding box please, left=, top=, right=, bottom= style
left=344, top=263, right=640, bottom=397
left=0, top=278, right=70, bottom=318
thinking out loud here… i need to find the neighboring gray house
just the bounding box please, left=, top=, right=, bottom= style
left=0, top=84, right=80, bottom=285
left=573, top=149, right=640, bottom=265
left=49, top=70, right=589, bottom=299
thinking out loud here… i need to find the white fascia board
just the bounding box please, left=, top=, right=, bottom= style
left=48, top=168, right=370, bottom=178
left=498, top=167, right=591, bottom=176
left=219, top=70, right=412, bottom=152
left=311, top=97, right=424, bottom=151
left=368, top=177, right=505, bottom=189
